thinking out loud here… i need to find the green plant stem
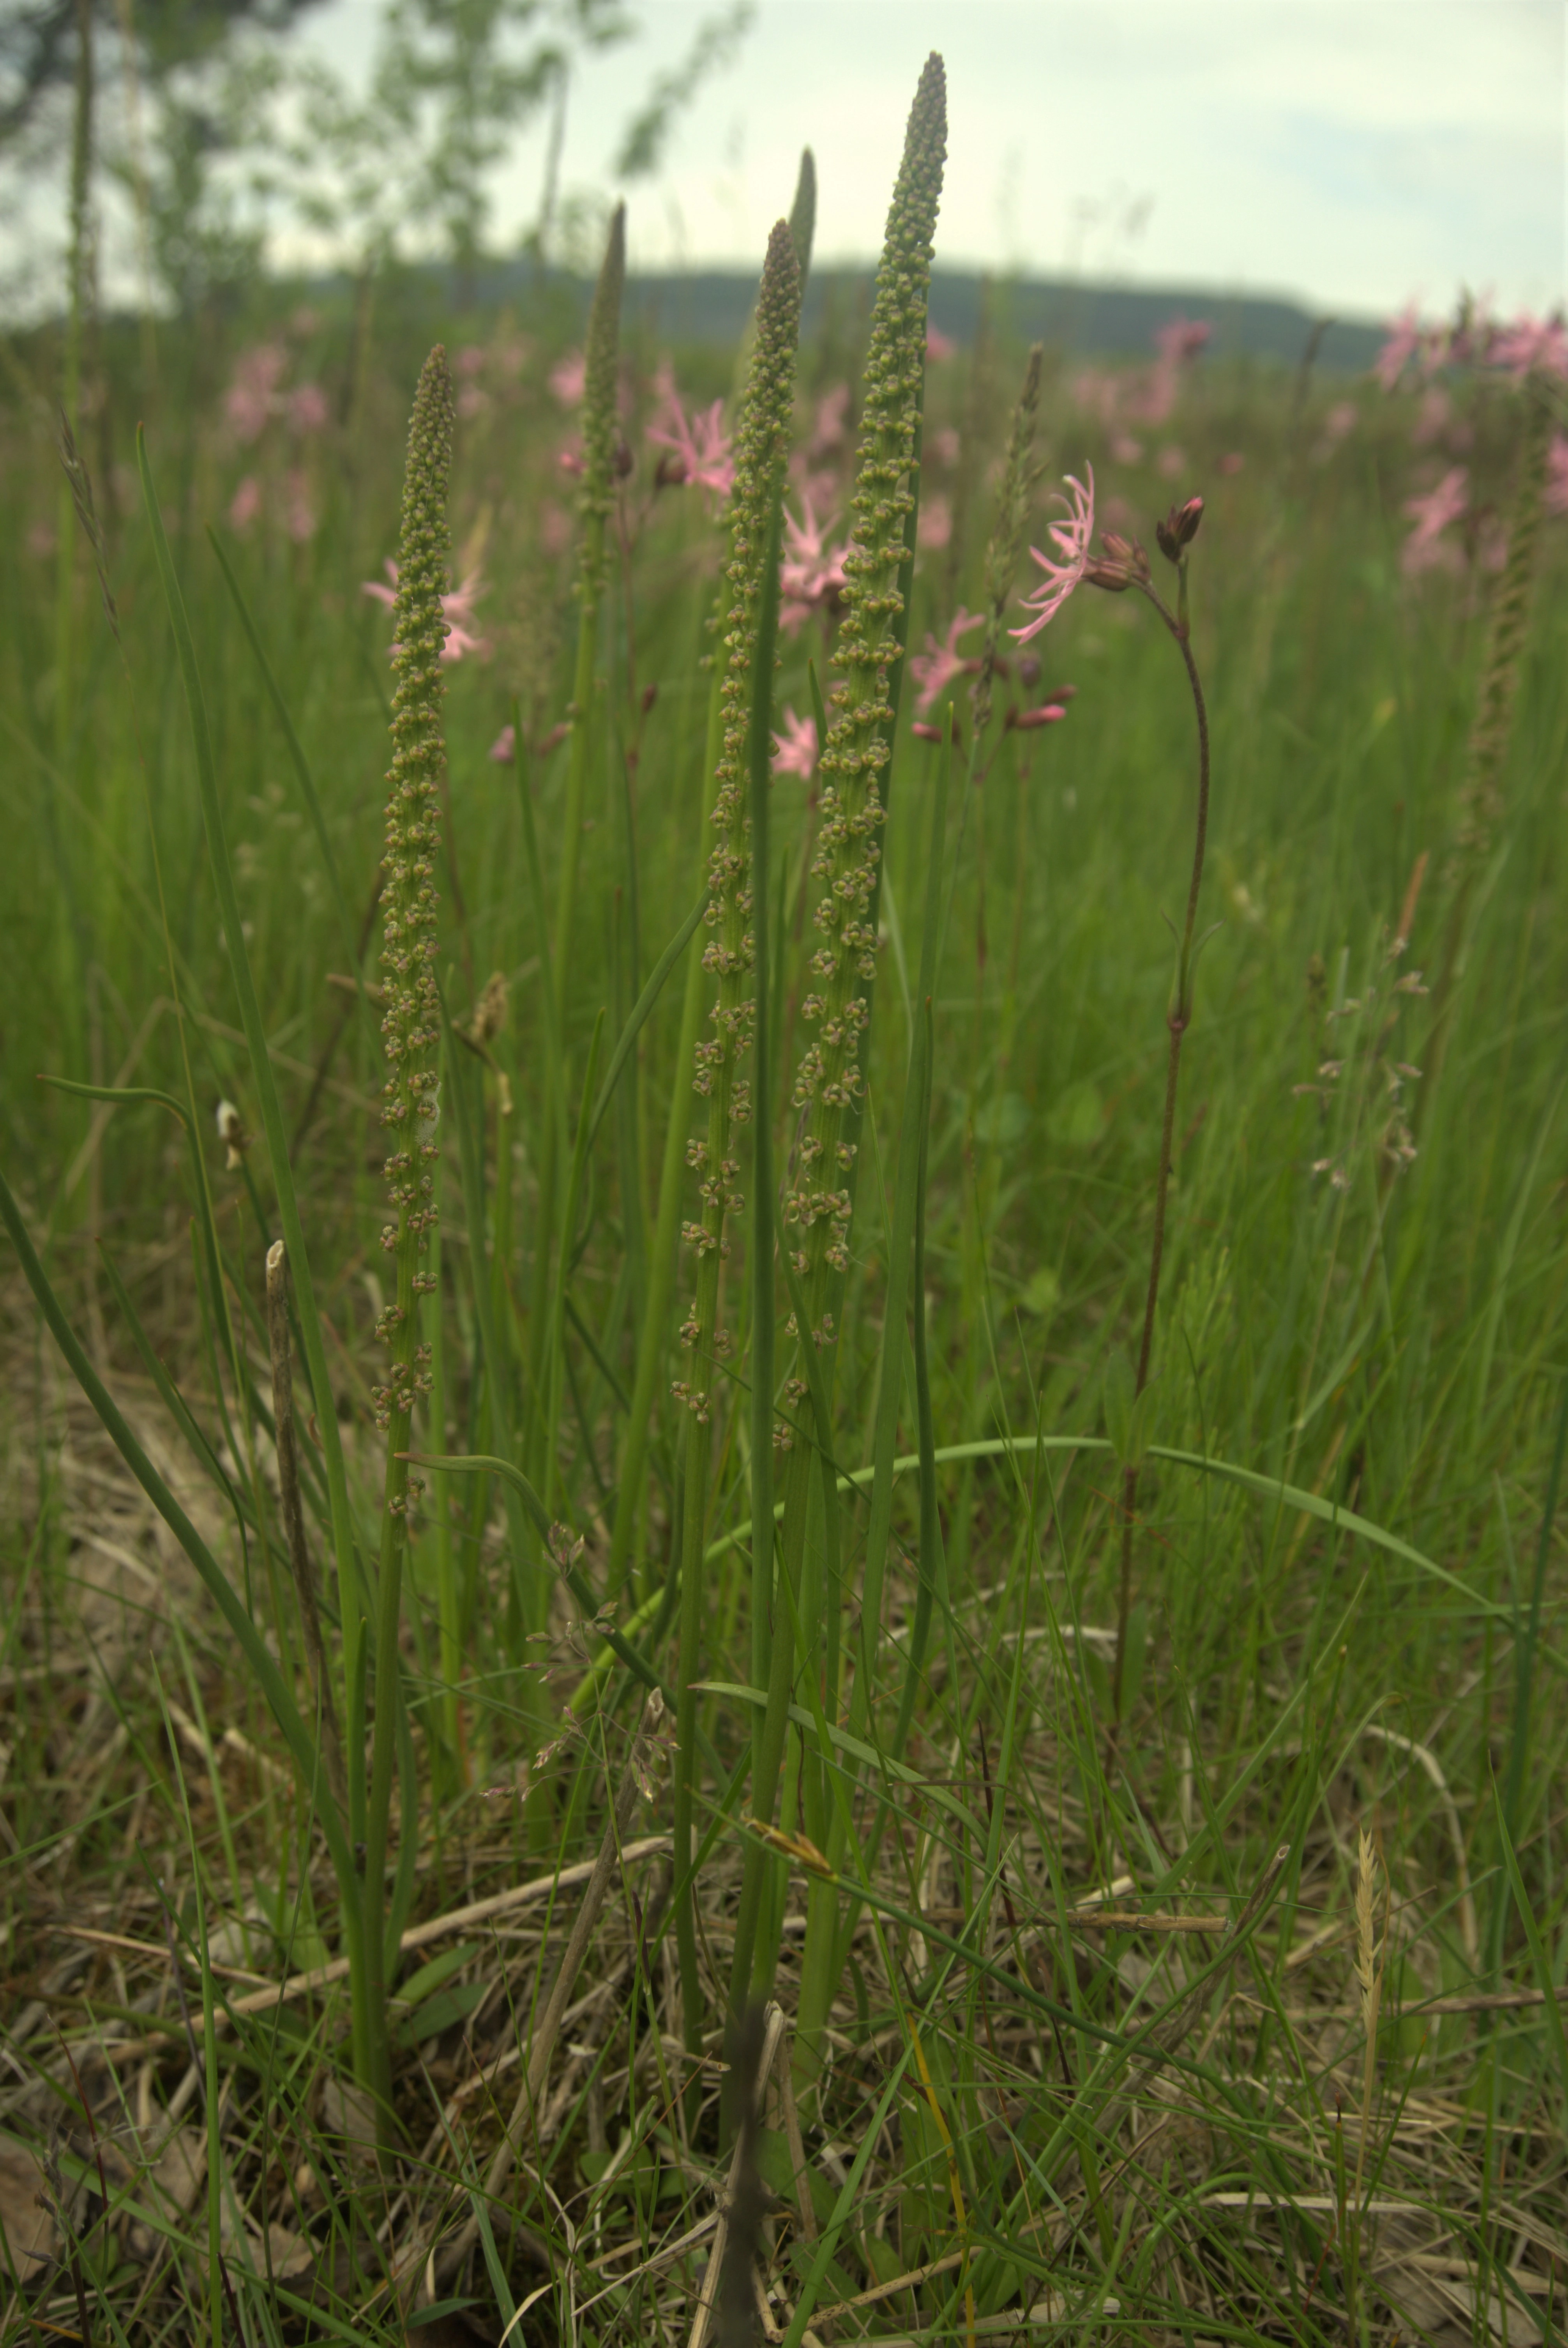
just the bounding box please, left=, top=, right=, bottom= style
left=1112, top=572, right=1212, bottom=1727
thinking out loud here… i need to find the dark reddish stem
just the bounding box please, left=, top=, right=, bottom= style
left=1111, top=567, right=1211, bottom=1727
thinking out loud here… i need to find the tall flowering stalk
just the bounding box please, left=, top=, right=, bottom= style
left=532, top=205, right=626, bottom=1487
left=727, top=53, right=947, bottom=2016
left=1423, top=379, right=1553, bottom=1110
left=364, top=345, right=455, bottom=2122
left=669, top=218, right=802, bottom=2061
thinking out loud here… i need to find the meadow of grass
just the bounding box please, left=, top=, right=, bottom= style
left=2, top=65, right=1567, bottom=2348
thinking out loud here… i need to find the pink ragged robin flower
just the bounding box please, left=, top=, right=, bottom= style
left=926, top=325, right=956, bottom=362
left=1012, top=467, right=1096, bottom=644
left=646, top=389, right=734, bottom=499
left=363, top=560, right=491, bottom=663
left=1400, top=467, right=1469, bottom=576
left=549, top=350, right=586, bottom=406
left=771, top=706, right=818, bottom=779
left=1373, top=301, right=1426, bottom=392
left=1487, top=313, right=1568, bottom=380
left=780, top=489, right=851, bottom=632
left=1545, top=434, right=1568, bottom=518
left=909, top=607, right=983, bottom=714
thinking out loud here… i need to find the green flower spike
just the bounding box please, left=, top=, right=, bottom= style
left=363, top=342, right=454, bottom=2120
left=727, top=51, right=946, bottom=2026
left=785, top=52, right=946, bottom=1364
left=669, top=216, right=802, bottom=2063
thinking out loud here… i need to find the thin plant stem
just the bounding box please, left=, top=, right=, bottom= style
left=1112, top=568, right=1212, bottom=1726
left=1103, top=573, right=1211, bottom=1728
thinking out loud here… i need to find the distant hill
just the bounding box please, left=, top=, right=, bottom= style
left=455, top=261, right=1383, bottom=373
left=630, top=271, right=1382, bottom=373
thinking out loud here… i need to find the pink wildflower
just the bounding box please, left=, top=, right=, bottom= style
left=549, top=350, right=586, bottom=406
left=455, top=345, right=487, bottom=378
left=558, top=442, right=585, bottom=477
left=362, top=560, right=490, bottom=662
left=646, top=389, right=734, bottom=499
left=931, top=426, right=961, bottom=467
left=490, top=723, right=516, bottom=763
left=1545, top=433, right=1568, bottom=517
left=1487, top=313, right=1568, bottom=380
left=540, top=500, right=572, bottom=554
left=1217, top=451, right=1245, bottom=476
left=1111, top=435, right=1144, bottom=465
left=917, top=495, right=952, bottom=550
left=288, top=382, right=330, bottom=435
left=225, top=344, right=287, bottom=442
left=780, top=490, right=851, bottom=632
left=1153, top=316, right=1211, bottom=367
left=1157, top=445, right=1186, bottom=480
left=1374, top=302, right=1426, bottom=392
left=1401, top=467, right=1469, bottom=576
left=1012, top=469, right=1096, bottom=644
left=926, top=326, right=956, bottom=362
left=457, top=385, right=491, bottom=420
left=283, top=469, right=316, bottom=545
left=771, top=706, right=818, bottom=779
left=809, top=383, right=851, bottom=457
left=229, top=476, right=263, bottom=532
left=909, top=608, right=983, bottom=715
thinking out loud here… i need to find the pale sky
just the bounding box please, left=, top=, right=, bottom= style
left=296, top=0, right=1564, bottom=318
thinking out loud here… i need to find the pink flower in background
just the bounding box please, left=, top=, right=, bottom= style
left=809, top=384, right=851, bottom=458
left=1413, top=387, right=1451, bottom=446
left=909, top=608, right=983, bottom=714
left=1013, top=468, right=1095, bottom=644
left=1157, top=445, right=1187, bottom=480
left=490, top=723, right=516, bottom=762
left=1545, top=434, right=1568, bottom=517
left=1401, top=467, right=1469, bottom=575
left=1013, top=699, right=1069, bottom=731
left=1217, top=451, right=1245, bottom=476
left=1111, top=434, right=1144, bottom=465
left=1488, top=313, right=1568, bottom=380
left=557, top=442, right=585, bottom=477
left=283, top=470, right=316, bottom=543
left=926, top=325, right=956, bottom=362
left=646, top=390, right=734, bottom=499
left=540, top=499, right=572, bottom=554
left=549, top=350, right=586, bottom=405
left=228, top=476, right=262, bottom=531
left=1074, top=369, right=1122, bottom=424
left=931, top=426, right=961, bottom=467
left=226, top=344, right=287, bottom=441
left=455, top=345, right=487, bottom=378
left=771, top=706, right=818, bottom=779
left=1314, top=401, right=1358, bottom=463
left=457, top=385, right=490, bottom=420
left=780, top=490, right=851, bottom=631
left=362, top=561, right=490, bottom=661
left=917, top=495, right=952, bottom=550
left=1374, top=302, right=1425, bottom=391
left=288, top=382, right=330, bottom=435
left=1153, top=317, right=1211, bottom=368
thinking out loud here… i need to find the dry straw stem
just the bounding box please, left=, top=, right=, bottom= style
left=1352, top=1825, right=1383, bottom=2208
left=439, top=1692, right=666, bottom=2280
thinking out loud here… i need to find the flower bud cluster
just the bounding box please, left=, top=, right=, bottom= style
left=783, top=53, right=946, bottom=1295
left=673, top=221, right=803, bottom=1423
left=374, top=347, right=454, bottom=1457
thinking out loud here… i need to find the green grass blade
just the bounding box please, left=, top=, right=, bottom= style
left=584, top=894, right=705, bottom=1159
